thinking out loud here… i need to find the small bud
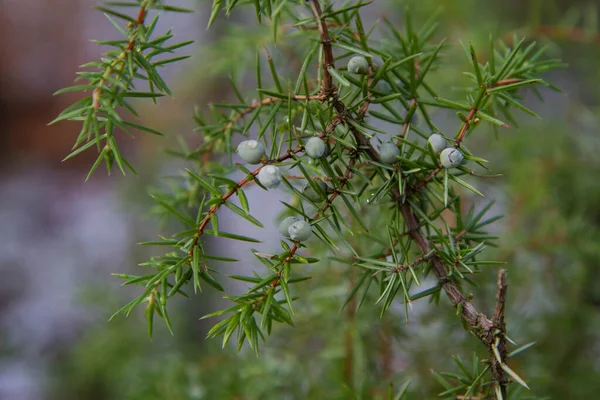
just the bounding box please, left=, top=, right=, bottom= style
left=237, top=140, right=266, bottom=164
left=347, top=56, right=369, bottom=75
left=305, top=137, right=327, bottom=159
left=288, top=220, right=311, bottom=242
left=278, top=216, right=299, bottom=238
left=427, top=133, right=446, bottom=154
left=257, top=165, right=281, bottom=188
left=302, top=180, right=328, bottom=202
left=379, top=141, right=401, bottom=164
left=103, top=144, right=115, bottom=174
left=440, top=148, right=464, bottom=168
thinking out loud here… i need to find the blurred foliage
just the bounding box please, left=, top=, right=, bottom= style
left=48, top=0, right=600, bottom=399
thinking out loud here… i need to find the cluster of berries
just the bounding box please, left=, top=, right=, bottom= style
left=377, top=134, right=464, bottom=168
left=235, top=56, right=466, bottom=240
left=236, top=137, right=330, bottom=242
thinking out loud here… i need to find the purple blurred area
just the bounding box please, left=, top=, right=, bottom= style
left=0, top=1, right=202, bottom=398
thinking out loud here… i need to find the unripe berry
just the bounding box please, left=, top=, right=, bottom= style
left=278, top=216, right=299, bottom=238
left=237, top=140, right=266, bottom=164
left=302, top=180, right=328, bottom=202
left=379, top=141, right=401, bottom=164
left=257, top=165, right=281, bottom=188
left=427, top=133, right=446, bottom=154
left=288, top=220, right=311, bottom=242
left=375, top=80, right=392, bottom=94
left=440, top=148, right=464, bottom=168
left=305, top=137, right=327, bottom=159
left=348, top=56, right=369, bottom=75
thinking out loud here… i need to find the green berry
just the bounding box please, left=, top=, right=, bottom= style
left=237, top=140, right=265, bottom=164
left=288, top=220, right=311, bottom=241
left=440, top=148, right=464, bottom=168
left=379, top=141, right=400, bottom=164
left=305, top=137, right=327, bottom=159
left=348, top=56, right=369, bottom=75
left=257, top=165, right=281, bottom=188
left=427, top=133, right=446, bottom=153
left=302, top=180, right=328, bottom=202
left=279, top=216, right=299, bottom=238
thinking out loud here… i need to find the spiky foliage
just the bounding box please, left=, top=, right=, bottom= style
left=54, top=1, right=565, bottom=397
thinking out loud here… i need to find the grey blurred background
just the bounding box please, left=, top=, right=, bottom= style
left=1, top=0, right=599, bottom=399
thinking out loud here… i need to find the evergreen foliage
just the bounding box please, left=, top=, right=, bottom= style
left=50, top=1, right=593, bottom=398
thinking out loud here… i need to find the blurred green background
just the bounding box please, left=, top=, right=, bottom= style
left=0, top=0, right=599, bottom=399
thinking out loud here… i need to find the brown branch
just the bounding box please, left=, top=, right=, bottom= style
left=308, top=0, right=335, bottom=95
left=490, top=269, right=509, bottom=397
left=399, top=203, right=515, bottom=398
left=305, top=6, right=512, bottom=393
left=399, top=204, right=494, bottom=330
left=455, top=108, right=479, bottom=145
left=92, top=1, right=149, bottom=110
left=308, top=0, right=381, bottom=162
left=390, top=253, right=430, bottom=273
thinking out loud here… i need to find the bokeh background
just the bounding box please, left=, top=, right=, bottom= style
left=1, top=0, right=599, bottom=399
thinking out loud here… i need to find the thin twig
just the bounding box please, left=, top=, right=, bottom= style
left=92, top=2, right=149, bottom=110
left=455, top=108, right=479, bottom=145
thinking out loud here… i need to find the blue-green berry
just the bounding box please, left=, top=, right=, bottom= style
left=237, top=140, right=265, bottom=164
left=440, top=148, right=464, bottom=168
left=427, top=133, right=446, bottom=154
left=279, top=216, right=299, bottom=238
left=348, top=56, right=369, bottom=75
left=375, top=80, right=392, bottom=94
left=379, top=141, right=401, bottom=164
left=288, top=220, right=311, bottom=241
left=305, top=137, right=327, bottom=159
left=257, top=165, right=281, bottom=188
left=302, top=181, right=328, bottom=202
